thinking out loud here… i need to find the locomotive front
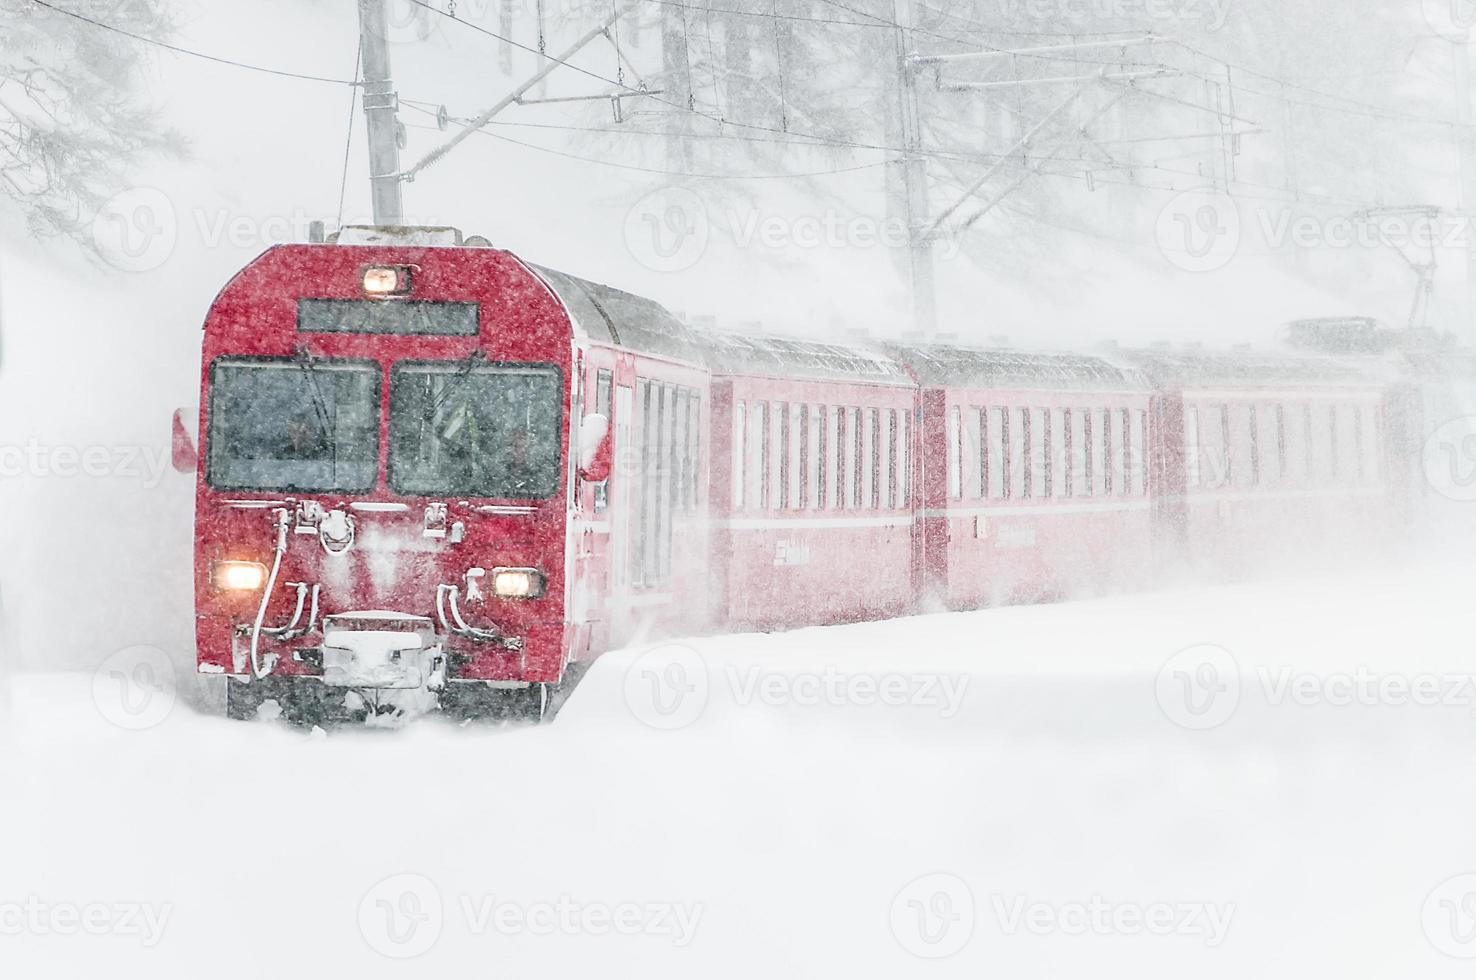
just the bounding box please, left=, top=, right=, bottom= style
left=190, top=235, right=588, bottom=722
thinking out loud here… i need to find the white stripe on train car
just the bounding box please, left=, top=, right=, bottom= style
left=1188, top=486, right=1386, bottom=502
left=713, top=516, right=915, bottom=530
left=921, top=501, right=1153, bottom=519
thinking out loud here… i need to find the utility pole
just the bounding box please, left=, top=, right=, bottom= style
left=358, top=0, right=404, bottom=226
left=1452, top=35, right=1476, bottom=345
left=892, top=0, right=938, bottom=337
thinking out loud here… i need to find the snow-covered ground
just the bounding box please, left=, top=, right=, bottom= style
left=3, top=561, right=1476, bottom=978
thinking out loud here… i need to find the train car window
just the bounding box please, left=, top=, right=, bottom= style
left=1351, top=405, right=1365, bottom=482
left=748, top=401, right=766, bottom=510
left=1360, top=405, right=1378, bottom=482
left=1232, top=405, right=1256, bottom=489
left=947, top=407, right=963, bottom=501
left=671, top=388, right=686, bottom=517
left=992, top=408, right=1010, bottom=500
left=1337, top=404, right=1358, bottom=484
left=208, top=358, right=380, bottom=493
left=770, top=402, right=785, bottom=510
left=980, top=404, right=991, bottom=501
left=1133, top=409, right=1148, bottom=496
left=1021, top=409, right=1034, bottom=499
left=297, top=299, right=479, bottom=336
left=388, top=362, right=561, bottom=499
left=789, top=403, right=805, bottom=510
left=880, top=409, right=894, bottom=509
left=1258, top=404, right=1281, bottom=486
left=1184, top=406, right=1201, bottom=489
left=1036, top=408, right=1051, bottom=500
left=733, top=401, right=746, bottom=509
left=688, top=391, right=702, bottom=510
left=1100, top=409, right=1114, bottom=497
left=827, top=406, right=842, bottom=510
left=1283, top=404, right=1306, bottom=486
left=595, top=370, right=613, bottom=513
left=964, top=406, right=983, bottom=500
left=1303, top=405, right=1317, bottom=484
left=848, top=408, right=863, bottom=509
left=862, top=408, right=878, bottom=509
left=1272, top=405, right=1288, bottom=484
left=644, top=382, right=663, bottom=586
left=1118, top=408, right=1131, bottom=497
left=1050, top=408, right=1067, bottom=499
left=896, top=409, right=910, bottom=507
left=1059, top=408, right=1073, bottom=498
left=776, top=401, right=790, bottom=510
left=1081, top=408, right=1094, bottom=497
left=1012, top=408, right=1029, bottom=500
left=1197, top=405, right=1227, bottom=490
left=808, top=405, right=823, bottom=509
left=1325, top=405, right=1340, bottom=483
left=631, top=380, right=650, bottom=587
left=658, top=385, right=676, bottom=580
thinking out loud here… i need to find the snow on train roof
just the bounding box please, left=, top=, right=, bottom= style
left=698, top=333, right=912, bottom=384
left=885, top=343, right=1151, bottom=392
left=530, top=264, right=909, bottom=383
left=1124, top=349, right=1382, bottom=388
left=530, top=265, right=713, bottom=367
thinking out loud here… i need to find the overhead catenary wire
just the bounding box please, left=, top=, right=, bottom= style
left=25, top=0, right=360, bottom=86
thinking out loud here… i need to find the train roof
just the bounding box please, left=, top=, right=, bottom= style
left=530, top=265, right=712, bottom=367
left=884, top=343, right=1152, bottom=392
left=698, top=333, right=912, bottom=384
left=531, top=263, right=911, bottom=384
left=1122, top=349, right=1383, bottom=389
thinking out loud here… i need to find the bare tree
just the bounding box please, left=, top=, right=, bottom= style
left=0, top=0, right=181, bottom=246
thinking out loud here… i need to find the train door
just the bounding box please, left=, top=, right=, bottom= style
left=609, top=383, right=635, bottom=645
left=571, top=362, right=615, bottom=661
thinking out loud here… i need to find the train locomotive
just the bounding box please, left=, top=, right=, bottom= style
left=178, top=227, right=1441, bottom=724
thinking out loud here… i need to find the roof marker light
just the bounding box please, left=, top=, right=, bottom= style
left=363, top=265, right=411, bottom=297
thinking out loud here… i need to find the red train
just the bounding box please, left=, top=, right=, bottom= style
left=174, top=228, right=1425, bottom=723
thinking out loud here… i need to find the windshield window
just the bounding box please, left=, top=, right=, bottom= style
left=390, top=362, right=563, bottom=499
left=207, top=358, right=380, bottom=492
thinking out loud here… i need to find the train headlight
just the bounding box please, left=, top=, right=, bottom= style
left=490, top=567, right=546, bottom=599
left=212, top=560, right=268, bottom=592
left=362, top=265, right=411, bottom=297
